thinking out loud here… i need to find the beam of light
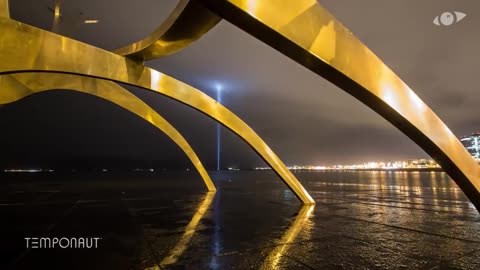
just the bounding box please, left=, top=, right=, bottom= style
left=216, top=84, right=222, bottom=171
left=211, top=83, right=223, bottom=269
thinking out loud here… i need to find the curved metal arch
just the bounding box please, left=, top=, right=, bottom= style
left=114, top=0, right=221, bottom=61
left=197, top=0, right=480, bottom=209
left=0, top=17, right=314, bottom=204
left=0, top=72, right=216, bottom=192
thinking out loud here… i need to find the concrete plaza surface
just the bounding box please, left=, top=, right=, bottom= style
left=0, top=170, right=479, bottom=269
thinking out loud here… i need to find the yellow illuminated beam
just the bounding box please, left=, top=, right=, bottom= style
left=199, top=0, right=480, bottom=210
left=114, top=0, right=221, bottom=61
left=0, top=72, right=216, bottom=192
left=0, top=16, right=314, bottom=204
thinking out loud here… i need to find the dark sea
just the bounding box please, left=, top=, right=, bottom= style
left=0, top=170, right=479, bottom=269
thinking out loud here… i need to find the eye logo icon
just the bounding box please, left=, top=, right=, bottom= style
left=433, top=11, right=466, bottom=26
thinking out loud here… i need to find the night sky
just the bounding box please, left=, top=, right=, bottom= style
left=1, top=0, right=479, bottom=170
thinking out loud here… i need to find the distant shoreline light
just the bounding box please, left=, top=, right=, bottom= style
left=3, top=169, right=54, bottom=173
left=255, top=158, right=448, bottom=171
left=4, top=157, right=480, bottom=173
left=84, top=19, right=99, bottom=24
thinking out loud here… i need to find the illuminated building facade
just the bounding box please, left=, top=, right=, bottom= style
left=461, top=133, right=480, bottom=159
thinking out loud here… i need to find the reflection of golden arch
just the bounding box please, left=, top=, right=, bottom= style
left=139, top=192, right=214, bottom=270
left=0, top=5, right=314, bottom=204
left=261, top=204, right=314, bottom=269
left=158, top=192, right=215, bottom=267
left=0, top=72, right=216, bottom=191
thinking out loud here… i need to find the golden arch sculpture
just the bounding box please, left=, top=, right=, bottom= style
left=2, top=0, right=480, bottom=209
left=0, top=72, right=215, bottom=192
left=0, top=1, right=314, bottom=204
left=114, top=0, right=221, bottom=60
left=199, top=0, right=480, bottom=209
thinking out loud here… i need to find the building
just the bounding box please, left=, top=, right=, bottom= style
left=460, top=133, right=480, bottom=159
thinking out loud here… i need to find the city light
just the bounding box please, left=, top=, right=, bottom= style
left=84, top=19, right=99, bottom=24
left=255, top=132, right=480, bottom=171
left=255, top=158, right=442, bottom=171
left=3, top=169, right=54, bottom=173
left=460, top=133, right=480, bottom=159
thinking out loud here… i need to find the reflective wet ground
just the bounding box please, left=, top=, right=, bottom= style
left=1, top=171, right=479, bottom=269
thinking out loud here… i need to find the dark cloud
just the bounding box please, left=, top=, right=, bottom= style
left=1, top=0, right=479, bottom=169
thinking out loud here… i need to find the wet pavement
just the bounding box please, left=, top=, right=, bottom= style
left=0, top=170, right=479, bottom=269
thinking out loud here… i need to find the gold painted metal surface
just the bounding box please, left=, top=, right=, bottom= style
left=0, top=0, right=8, bottom=18
left=200, top=0, right=480, bottom=209
left=0, top=16, right=314, bottom=204
left=114, top=0, right=221, bottom=61
left=260, top=204, right=314, bottom=270
left=0, top=72, right=216, bottom=192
